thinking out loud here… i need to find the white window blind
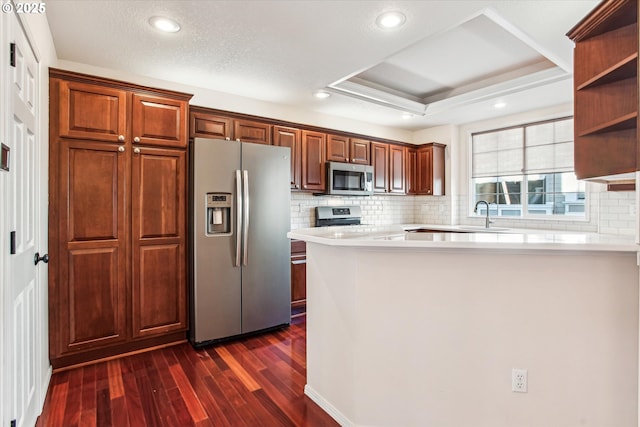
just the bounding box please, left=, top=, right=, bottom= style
left=472, top=117, right=574, bottom=178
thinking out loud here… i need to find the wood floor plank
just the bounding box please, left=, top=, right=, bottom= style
left=37, top=315, right=340, bottom=427
left=169, top=362, right=209, bottom=423
left=107, top=359, right=124, bottom=399
left=80, top=365, right=97, bottom=427
left=215, top=346, right=262, bottom=392
left=62, top=366, right=83, bottom=426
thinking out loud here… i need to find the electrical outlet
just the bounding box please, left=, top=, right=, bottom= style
left=512, top=368, right=528, bottom=393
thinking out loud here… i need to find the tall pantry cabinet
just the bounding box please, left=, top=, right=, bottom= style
left=48, top=69, right=192, bottom=369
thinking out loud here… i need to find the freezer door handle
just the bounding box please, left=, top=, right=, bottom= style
left=242, top=169, right=250, bottom=266
left=235, top=169, right=242, bottom=267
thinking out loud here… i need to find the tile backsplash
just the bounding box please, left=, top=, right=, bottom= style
left=290, top=189, right=637, bottom=237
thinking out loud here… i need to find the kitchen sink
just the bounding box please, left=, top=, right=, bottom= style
left=407, top=226, right=511, bottom=233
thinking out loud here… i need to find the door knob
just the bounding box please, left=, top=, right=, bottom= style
left=34, top=252, right=49, bottom=265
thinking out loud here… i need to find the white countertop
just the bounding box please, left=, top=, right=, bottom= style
left=287, top=224, right=639, bottom=252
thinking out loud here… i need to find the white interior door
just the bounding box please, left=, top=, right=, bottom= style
left=3, top=11, right=42, bottom=427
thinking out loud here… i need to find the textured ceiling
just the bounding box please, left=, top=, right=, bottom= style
left=44, top=0, right=599, bottom=131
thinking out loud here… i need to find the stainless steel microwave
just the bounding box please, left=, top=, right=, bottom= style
left=325, top=161, right=374, bottom=196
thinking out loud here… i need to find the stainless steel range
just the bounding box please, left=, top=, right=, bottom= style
left=315, top=206, right=362, bottom=227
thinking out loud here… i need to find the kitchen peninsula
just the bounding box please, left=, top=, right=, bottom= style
left=287, top=225, right=640, bottom=427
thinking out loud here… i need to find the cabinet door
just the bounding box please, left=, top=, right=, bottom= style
left=301, top=131, right=326, bottom=191
left=327, top=134, right=349, bottom=162
left=389, top=145, right=406, bottom=193
left=57, top=79, right=127, bottom=143
left=131, top=147, right=187, bottom=338
left=371, top=142, right=389, bottom=193
left=291, top=240, right=306, bottom=306
left=131, top=93, right=187, bottom=148
left=234, top=119, right=272, bottom=144
left=350, top=138, right=370, bottom=165
left=190, top=112, right=232, bottom=140
left=274, top=126, right=301, bottom=189
left=55, top=139, right=128, bottom=355
left=406, top=148, right=417, bottom=194
left=416, top=147, right=433, bottom=195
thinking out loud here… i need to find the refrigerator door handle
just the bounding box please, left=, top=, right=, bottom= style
left=242, top=169, right=250, bottom=266
left=235, top=169, right=242, bottom=267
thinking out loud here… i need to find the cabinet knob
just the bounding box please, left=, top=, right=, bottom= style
left=133, top=136, right=141, bottom=143
left=118, top=146, right=125, bottom=152
left=134, top=147, right=141, bottom=154
left=118, top=135, right=125, bottom=142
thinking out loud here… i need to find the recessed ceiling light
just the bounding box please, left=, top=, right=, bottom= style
left=401, top=112, right=414, bottom=119
left=493, top=101, right=507, bottom=109
left=149, top=16, right=181, bottom=33
left=376, top=11, right=406, bottom=29
left=313, top=90, right=331, bottom=99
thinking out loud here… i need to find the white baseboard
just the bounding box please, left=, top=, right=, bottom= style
left=304, top=384, right=354, bottom=427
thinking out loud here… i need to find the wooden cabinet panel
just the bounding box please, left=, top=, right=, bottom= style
left=64, top=247, right=127, bottom=352
left=66, top=142, right=124, bottom=240
left=190, top=112, right=232, bottom=139
left=58, top=80, right=127, bottom=143
left=234, top=119, right=272, bottom=144
left=274, top=126, right=301, bottom=189
left=131, top=147, right=187, bottom=338
left=291, top=240, right=306, bottom=307
left=350, top=138, right=370, bottom=165
left=406, top=148, right=417, bottom=194
left=389, top=145, right=406, bottom=193
left=301, top=130, right=326, bottom=191
left=371, top=142, right=389, bottom=193
left=327, top=135, right=370, bottom=164
left=133, top=244, right=185, bottom=337
left=58, top=140, right=127, bottom=354
left=327, top=134, right=349, bottom=162
left=131, top=94, right=187, bottom=148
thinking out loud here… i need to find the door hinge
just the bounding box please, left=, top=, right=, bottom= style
left=10, top=43, right=16, bottom=67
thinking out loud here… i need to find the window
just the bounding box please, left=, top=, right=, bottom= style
left=471, top=117, right=585, bottom=218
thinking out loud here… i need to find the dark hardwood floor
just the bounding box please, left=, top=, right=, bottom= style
left=36, top=315, right=339, bottom=427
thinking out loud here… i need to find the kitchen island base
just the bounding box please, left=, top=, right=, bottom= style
left=304, top=242, right=638, bottom=427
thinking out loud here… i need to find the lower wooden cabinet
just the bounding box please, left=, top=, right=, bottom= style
left=291, top=240, right=307, bottom=312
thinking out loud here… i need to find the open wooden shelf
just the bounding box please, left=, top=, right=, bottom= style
left=578, top=112, right=638, bottom=136
left=576, top=53, right=637, bottom=90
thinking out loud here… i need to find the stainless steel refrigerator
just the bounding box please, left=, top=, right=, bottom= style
left=190, top=138, right=291, bottom=346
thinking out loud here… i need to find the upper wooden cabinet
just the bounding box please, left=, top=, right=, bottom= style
left=407, top=143, right=446, bottom=196
left=371, top=142, right=389, bottom=193
left=301, top=130, right=326, bottom=191
left=58, top=79, right=188, bottom=148
left=274, top=125, right=302, bottom=189
left=371, top=142, right=406, bottom=193
left=327, top=134, right=370, bottom=164
left=190, top=110, right=271, bottom=144
left=188, top=106, right=446, bottom=195
left=567, top=0, right=638, bottom=179
left=49, top=69, right=192, bottom=368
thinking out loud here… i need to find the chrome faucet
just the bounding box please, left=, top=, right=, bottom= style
left=474, top=200, right=493, bottom=228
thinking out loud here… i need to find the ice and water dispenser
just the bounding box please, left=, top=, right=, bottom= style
left=206, top=193, right=232, bottom=235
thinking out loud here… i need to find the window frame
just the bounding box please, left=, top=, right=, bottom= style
left=468, top=116, right=588, bottom=222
